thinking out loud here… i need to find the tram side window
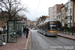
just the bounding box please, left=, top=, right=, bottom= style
left=41, top=26, right=42, bottom=29
left=43, top=25, right=45, bottom=30
left=42, top=25, right=43, bottom=29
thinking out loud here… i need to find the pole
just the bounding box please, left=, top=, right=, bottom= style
left=70, top=8, right=71, bottom=34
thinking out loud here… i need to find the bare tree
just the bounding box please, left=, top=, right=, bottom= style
left=0, top=0, right=28, bottom=20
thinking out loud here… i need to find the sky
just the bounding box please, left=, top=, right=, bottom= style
left=21, top=0, right=69, bottom=21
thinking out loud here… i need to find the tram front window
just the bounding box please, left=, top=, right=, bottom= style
left=50, top=25, right=57, bottom=30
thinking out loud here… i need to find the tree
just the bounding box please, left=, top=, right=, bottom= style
left=56, top=21, right=62, bottom=28
left=0, top=0, right=28, bottom=20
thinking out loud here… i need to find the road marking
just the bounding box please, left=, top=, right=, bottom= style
left=30, top=31, right=32, bottom=50
left=25, top=32, right=30, bottom=49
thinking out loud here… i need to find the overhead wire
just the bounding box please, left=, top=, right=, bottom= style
left=58, top=0, right=62, bottom=3
left=35, top=0, right=41, bottom=17
left=34, top=0, right=62, bottom=18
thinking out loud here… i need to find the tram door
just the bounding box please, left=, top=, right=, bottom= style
left=7, top=20, right=17, bottom=43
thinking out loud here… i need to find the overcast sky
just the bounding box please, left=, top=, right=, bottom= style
left=21, top=0, right=69, bottom=21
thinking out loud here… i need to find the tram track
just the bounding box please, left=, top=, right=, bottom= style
left=36, top=31, right=75, bottom=50
left=31, top=30, right=75, bottom=50
left=37, top=32, right=74, bottom=46
left=31, top=30, right=42, bottom=50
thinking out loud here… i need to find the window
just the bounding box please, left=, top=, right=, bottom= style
left=68, top=17, right=70, bottom=21
left=68, top=2, right=70, bottom=7
left=71, top=8, right=73, bottom=14
left=68, top=1, right=73, bottom=7
left=49, top=24, right=57, bottom=30
left=71, top=2, right=73, bottom=6
left=65, top=4, right=68, bottom=8
left=66, top=11, right=68, bottom=16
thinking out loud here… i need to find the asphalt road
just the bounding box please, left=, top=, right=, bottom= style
left=31, top=29, right=75, bottom=50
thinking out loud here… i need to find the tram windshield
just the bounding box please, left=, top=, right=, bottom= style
left=50, top=24, right=57, bottom=30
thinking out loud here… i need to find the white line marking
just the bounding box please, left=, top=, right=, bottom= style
left=25, top=32, right=30, bottom=49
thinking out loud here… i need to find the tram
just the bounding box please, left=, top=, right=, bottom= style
left=37, top=20, right=58, bottom=36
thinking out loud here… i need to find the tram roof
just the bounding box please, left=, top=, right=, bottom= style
left=38, top=20, right=56, bottom=26
left=44, top=20, right=56, bottom=23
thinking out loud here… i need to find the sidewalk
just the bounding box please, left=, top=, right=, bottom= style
left=0, top=31, right=31, bottom=50
left=58, top=33, right=75, bottom=40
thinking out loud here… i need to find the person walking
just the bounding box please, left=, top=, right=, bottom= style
left=3, top=26, right=6, bottom=34
left=23, top=27, right=26, bottom=35
left=26, top=27, right=29, bottom=38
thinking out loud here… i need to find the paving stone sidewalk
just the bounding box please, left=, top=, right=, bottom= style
left=58, top=33, right=75, bottom=40
left=0, top=31, right=31, bottom=50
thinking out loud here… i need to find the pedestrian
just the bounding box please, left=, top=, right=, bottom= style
left=3, top=26, right=6, bottom=34
left=18, top=29, right=22, bottom=37
left=26, top=27, right=29, bottom=38
left=23, top=27, right=26, bottom=35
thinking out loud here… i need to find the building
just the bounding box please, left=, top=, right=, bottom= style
left=53, top=4, right=64, bottom=20
left=71, top=0, right=75, bottom=26
left=57, top=11, right=61, bottom=22
left=65, top=1, right=73, bottom=27
left=36, top=16, right=48, bottom=26
left=57, top=1, right=73, bottom=27
left=26, top=20, right=37, bottom=28
left=0, top=11, right=8, bottom=28
left=60, top=5, right=67, bottom=26
left=48, top=7, right=53, bottom=20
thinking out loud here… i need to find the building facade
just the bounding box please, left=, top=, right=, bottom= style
left=48, top=0, right=74, bottom=27
left=36, top=16, right=48, bottom=26
left=52, top=4, right=64, bottom=20
left=71, top=0, right=75, bottom=26
left=65, top=1, right=73, bottom=27
left=61, top=6, right=67, bottom=26
left=48, top=7, right=53, bottom=20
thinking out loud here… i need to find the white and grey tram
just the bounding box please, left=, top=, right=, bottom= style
left=37, top=20, right=58, bottom=36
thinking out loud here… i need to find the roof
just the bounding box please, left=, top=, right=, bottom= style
left=44, top=20, right=56, bottom=23
left=37, top=20, right=56, bottom=26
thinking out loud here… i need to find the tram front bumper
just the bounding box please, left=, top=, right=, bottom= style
left=47, top=32, right=57, bottom=36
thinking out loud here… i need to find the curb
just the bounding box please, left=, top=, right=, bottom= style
left=57, top=35, right=75, bottom=40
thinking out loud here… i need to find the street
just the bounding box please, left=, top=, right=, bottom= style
left=31, top=29, right=75, bottom=50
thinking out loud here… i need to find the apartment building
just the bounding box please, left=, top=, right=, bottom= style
left=65, top=1, right=73, bottom=27
left=70, top=0, right=75, bottom=26
left=53, top=4, right=64, bottom=20
left=48, top=0, right=75, bottom=27
left=48, top=7, right=53, bottom=20
left=57, top=1, right=73, bottom=27
left=57, top=11, right=61, bottom=22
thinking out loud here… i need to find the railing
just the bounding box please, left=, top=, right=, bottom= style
left=58, top=29, right=75, bottom=35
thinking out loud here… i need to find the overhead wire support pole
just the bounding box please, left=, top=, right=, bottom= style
left=70, top=8, right=72, bottom=33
